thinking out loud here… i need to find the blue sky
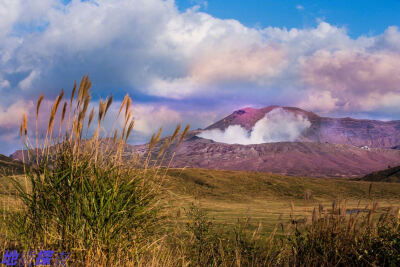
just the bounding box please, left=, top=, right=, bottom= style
left=0, top=0, right=400, bottom=154
left=176, top=0, right=400, bottom=37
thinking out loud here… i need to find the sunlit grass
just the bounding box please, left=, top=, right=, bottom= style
left=0, top=76, right=398, bottom=266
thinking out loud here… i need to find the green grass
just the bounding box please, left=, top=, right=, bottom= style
left=0, top=154, right=24, bottom=176
left=163, top=168, right=400, bottom=233
left=4, top=168, right=399, bottom=235
left=2, top=168, right=400, bottom=266
left=1, top=75, right=399, bottom=266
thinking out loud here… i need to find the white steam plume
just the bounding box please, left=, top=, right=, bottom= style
left=198, top=108, right=311, bottom=144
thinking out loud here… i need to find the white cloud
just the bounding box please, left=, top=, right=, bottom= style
left=0, top=100, right=34, bottom=130
left=198, top=108, right=311, bottom=144
left=0, top=0, right=400, bottom=153
left=301, top=50, right=400, bottom=112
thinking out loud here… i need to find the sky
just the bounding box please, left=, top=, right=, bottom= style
left=0, top=0, right=400, bottom=154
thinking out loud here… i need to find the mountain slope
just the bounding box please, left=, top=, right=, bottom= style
left=168, top=138, right=400, bottom=177
left=10, top=106, right=400, bottom=178
left=206, top=106, right=400, bottom=148
left=159, top=106, right=400, bottom=177
left=360, top=166, right=400, bottom=183
left=0, top=154, right=24, bottom=175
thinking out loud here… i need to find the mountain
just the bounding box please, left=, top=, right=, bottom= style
left=206, top=106, right=400, bottom=148
left=359, top=165, right=400, bottom=183
left=9, top=106, right=400, bottom=178
left=168, top=138, right=400, bottom=177
left=164, top=106, right=400, bottom=177
left=0, top=154, right=24, bottom=175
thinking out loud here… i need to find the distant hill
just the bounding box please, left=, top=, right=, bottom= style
left=360, top=165, right=400, bottom=183
left=0, top=154, right=24, bottom=176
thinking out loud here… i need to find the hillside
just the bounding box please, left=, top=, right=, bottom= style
left=206, top=106, right=400, bottom=148
left=168, top=139, right=400, bottom=177
left=0, top=154, right=24, bottom=176
left=360, top=165, right=400, bottom=183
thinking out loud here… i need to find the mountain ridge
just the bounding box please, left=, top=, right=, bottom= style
left=9, top=106, right=400, bottom=178
left=204, top=106, right=400, bottom=148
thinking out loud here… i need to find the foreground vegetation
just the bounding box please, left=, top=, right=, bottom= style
left=0, top=76, right=399, bottom=266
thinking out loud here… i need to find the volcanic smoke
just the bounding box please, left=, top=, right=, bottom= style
left=198, top=108, right=311, bottom=144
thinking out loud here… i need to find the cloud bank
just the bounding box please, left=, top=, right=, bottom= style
left=0, top=0, right=399, bottom=153
left=198, top=108, right=311, bottom=144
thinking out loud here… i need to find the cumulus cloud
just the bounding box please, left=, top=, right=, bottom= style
left=0, top=100, right=34, bottom=130
left=151, top=43, right=287, bottom=98
left=301, top=50, right=400, bottom=112
left=198, top=108, right=311, bottom=144
left=0, top=0, right=400, bottom=153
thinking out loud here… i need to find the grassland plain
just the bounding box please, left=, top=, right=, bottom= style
left=3, top=168, right=400, bottom=233
left=162, top=168, right=400, bottom=232
left=2, top=168, right=400, bottom=266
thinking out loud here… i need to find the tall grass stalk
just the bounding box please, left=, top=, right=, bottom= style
left=5, top=76, right=189, bottom=265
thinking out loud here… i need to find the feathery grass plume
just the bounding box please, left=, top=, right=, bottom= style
left=61, top=101, right=67, bottom=125
left=154, top=128, right=162, bottom=144
left=77, top=95, right=91, bottom=135
left=56, top=101, right=68, bottom=140
left=123, top=110, right=132, bottom=130
left=118, top=94, right=129, bottom=117
left=125, top=120, right=134, bottom=142
left=169, top=124, right=181, bottom=145
left=77, top=75, right=87, bottom=103
left=82, top=76, right=92, bottom=99
left=105, top=96, right=113, bottom=115
left=82, top=94, right=91, bottom=118
left=22, top=114, right=28, bottom=136
left=88, top=108, right=95, bottom=129
left=47, top=89, right=64, bottom=136
left=36, top=95, right=44, bottom=118
left=70, top=81, right=77, bottom=104
left=157, top=138, right=168, bottom=158
left=149, top=133, right=156, bottom=151
left=125, top=97, right=132, bottom=118
left=178, top=124, right=190, bottom=145
left=121, top=111, right=132, bottom=142
left=98, top=99, right=106, bottom=123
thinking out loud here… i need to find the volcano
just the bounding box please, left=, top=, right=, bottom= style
left=10, top=106, right=400, bottom=177
left=204, top=106, right=400, bottom=148
left=166, top=106, right=400, bottom=177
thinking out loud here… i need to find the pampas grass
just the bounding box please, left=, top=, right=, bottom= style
left=4, top=75, right=189, bottom=265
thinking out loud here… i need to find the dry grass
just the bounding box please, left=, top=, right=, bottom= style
left=0, top=76, right=399, bottom=266
left=0, top=75, right=189, bottom=266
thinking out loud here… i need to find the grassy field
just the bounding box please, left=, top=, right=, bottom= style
left=3, top=168, right=400, bottom=232
left=2, top=167, right=399, bottom=235
left=2, top=77, right=398, bottom=265
left=163, top=168, right=400, bottom=233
